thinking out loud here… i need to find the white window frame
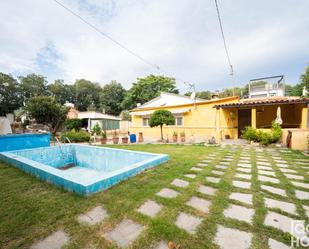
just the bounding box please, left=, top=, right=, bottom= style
left=175, top=115, right=183, bottom=126
left=142, top=117, right=149, bottom=127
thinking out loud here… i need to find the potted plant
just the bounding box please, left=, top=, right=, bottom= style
left=112, top=130, right=119, bottom=144
left=180, top=131, right=186, bottom=142
left=100, top=130, right=107, bottom=144
left=122, top=135, right=129, bottom=144
left=172, top=131, right=178, bottom=142
left=92, top=123, right=102, bottom=142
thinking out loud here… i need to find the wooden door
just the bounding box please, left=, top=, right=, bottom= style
left=238, top=109, right=251, bottom=137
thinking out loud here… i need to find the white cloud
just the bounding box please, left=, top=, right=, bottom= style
left=0, top=0, right=308, bottom=91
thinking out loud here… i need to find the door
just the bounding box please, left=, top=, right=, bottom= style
left=238, top=109, right=251, bottom=137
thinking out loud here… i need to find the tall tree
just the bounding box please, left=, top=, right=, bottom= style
left=19, top=73, right=48, bottom=102
left=48, top=79, right=75, bottom=104
left=122, top=74, right=179, bottom=109
left=0, top=73, right=23, bottom=115
left=149, top=110, right=175, bottom=141
left=100, top=80, right=126, bottom=115
left=73, top=79, right=101, bottom=111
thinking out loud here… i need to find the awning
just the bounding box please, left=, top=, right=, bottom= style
left=131, top=108, right=191, bottom=116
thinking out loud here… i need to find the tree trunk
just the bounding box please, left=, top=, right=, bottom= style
left=160, top=124, right=163, bottom=141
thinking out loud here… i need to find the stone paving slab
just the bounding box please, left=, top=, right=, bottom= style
left=153, top=241, right=169, bottom=249
left=295, top=190, right=309, bottom=200
left=303, top=205, right=309, bottom=217
left=212, top=170, right=224, bottom=175
left=77, top=206, right=108, bottom=225
left=239, top=160, right=250, bottom=164
left=258, top=170, right=276, bottom=177
left=233, top=180, right=251, bottom=189
left=198, top=185, right=217, bottom=196
left=238, top=163, right=251, bottom=168
left=280, top=168, right=297, bottom=174
left=220, top=161, right=230, bottom=165
left=184, top=174, right=196, bottom=179
left=284, top=173, right=304, bottom=180
left=229, top=192, right=252, bottom=205
left=197, top=163, right=208, bottom=167
left=191, top=167, right=202, bottom=171
left=215, top=225, right=252, bottom=249
left=264, top=198, right=297, bottom=215
left=175, top=212, right=202, bottom=234
left=268, top=238, right=290, bottom=249
left=216, top=165, right=228, bottom=170
left=105, top=219, right=144, bottom=248
left=186, top=196, right=211, bottom=213
left=235, top=173, right=251, bottom=180
left=237, top=168, right=251, bottom=173
left=206, top=176, right=220, bottom=183
left=292, top=181, right=309, bottom=189
left=31, top=230, right=70, bottom=249
left=224, top=204, right=254, bottom=223
left=156, top=188, right=179, bottom=198
left=137, top=200, right=162, bottom=218
left=274, top=160, right=287, bottom=164
left=257, top=166, right=273, bottom=171
left=264, top=211, right=306, bottom=239
left=256, top=161, right=271, bottom=166
left=258, top=175, right=279, bottom=184
left=261, top=185, right=287, bottom=196
left=202, top=159, right=212, bottom=163
left=276, top=163, right=288, bottom=168
left=171, top=179, right=189, bottom=188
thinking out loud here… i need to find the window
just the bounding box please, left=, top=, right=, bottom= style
left=176, top=116, right=183, bottom=126
left=142, top=118, right=149, bottom=126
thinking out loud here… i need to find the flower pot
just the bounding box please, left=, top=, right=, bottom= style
left=172, top=135, right=178, bottom=143
left=138, top=132, right=143, bottom=142
left=112, top=137, right=119, bottom=144
left=122, top=137, right=128, bottom=144
left=180, top=136, right=185, bottom=142
left=100, top=138, right=107, bottom=144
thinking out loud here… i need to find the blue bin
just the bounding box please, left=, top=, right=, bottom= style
left=130, top=134, right=136, bottom=143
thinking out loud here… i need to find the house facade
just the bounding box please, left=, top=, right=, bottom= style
left=130, top=93, right=309, bottom=150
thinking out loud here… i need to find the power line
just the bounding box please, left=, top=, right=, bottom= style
left=214, top=0, right=235, bottom=95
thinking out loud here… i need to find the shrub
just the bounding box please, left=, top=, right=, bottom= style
left=61, top=130, right=90, bottom=143
left=92, top=123, right=102, bottom=135
left=270, top=121, right=282, bottom=143
left=242, top=127, right=258, bottom=142
left=64, top=119, right=83, bottom=131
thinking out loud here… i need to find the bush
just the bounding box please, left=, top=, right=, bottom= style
left=92, top=123, right=101, bottom=135
left=242, top=127, right=258, bottom=142
left=64, top=119, right=83, bottom=131
left=60, top=130, right=90, bottom=143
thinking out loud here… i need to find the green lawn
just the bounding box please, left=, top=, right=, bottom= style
left=0, top=144, right=308, bottom=249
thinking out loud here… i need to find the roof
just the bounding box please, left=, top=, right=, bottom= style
left=135, top=92, right=205, bottom=109
left=131, top=108, right=191, bottom=116
left=77, top=111, right=121, bottom=120
left=214, top=96, right=309, bottom=109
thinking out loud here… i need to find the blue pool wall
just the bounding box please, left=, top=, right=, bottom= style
left=0, top=133, right=50, bottom=152
left=0, top=145, right=169, bottom=196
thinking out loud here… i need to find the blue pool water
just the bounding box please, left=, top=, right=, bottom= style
left=0, top=145, right=168, bottom=195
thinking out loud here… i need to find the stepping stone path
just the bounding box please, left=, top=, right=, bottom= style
left=295, top=190, right=309, bottom=200
left=215, top=225, right=252, bottom=249
left=198, top=185, right=217, bottom=196
left=171, top=179, right=189, bottom=188
left=292, top=181, right=309, bottom=189
left=258, top=175, right=279, bottom=184
left=137, top=200, right=162, bottom=218
left=229, top=192, right=253, bottom=205
left=237, top=168, right=251, bottom=173
left=224, top=204, right=254, bottom=224
left=258, top=170, right=276, bottom=177
left=206, top=176, right=220, bottom=183
left=31, top=230, right=70, bottom=249
left=184, top=174, right=196, bottom=179
left=264, top=198, right=297, bottom=215
left=220, top=161, right=230, bottom=165
left=186, top=196, right=211, bottom=213
left=216, top=165, right=227, bottom=170
left=235, top=173, right=251, bottom=180
left=212, top=170, right=224, bottom=175
left=276, top=163, right=288, bottom=168
left=105, top=219, right=144, bottom=248
left=268, top=238, right=290, bottom=249
left=238, top=163, right=251, bottom=168
left=197, top=163, right=208, bottom=167
left=175, top=212, right=202, bottom=234
left=280, top=168, right=297, bottom=173
left=257, top=166, right=272, bottom=171
left=233, top=180, right=251, bottom=189
left=191, top=167, right=202, bottom=171
left=156, top=188, right=179, bottom=198
left=257, top=161, right=271, bottom=166
left=284, top=173, right=304, bottom=180
left=77, top=206, right=108, bottom=225
left=261, top=185, right=286, bottom=196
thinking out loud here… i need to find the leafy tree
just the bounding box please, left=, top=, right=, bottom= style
left=0, top=73, right=23, bottom=115
left=73, top=79, right=101, bottom=111
left=48, top=79, right=75, bottom=104
left=289, top=64, right=309, bottom=96
left=119, top=110, right=131, bottom=121
left=26, top=96, right=68, bottom=136
left=122, top=75, right=179, bottom=109
left=149, top=109, right=175, bottom=141
left=19, top=73, right=48, bottom=102
left=100, top=80, right=126, bottom=115
left=64, top=118, right=83, bottom=131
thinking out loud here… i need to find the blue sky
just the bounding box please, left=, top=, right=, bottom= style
left=0, top=0, right=308, bottom=92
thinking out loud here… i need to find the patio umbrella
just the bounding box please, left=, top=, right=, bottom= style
left=275, top=106, right=283, bottom=125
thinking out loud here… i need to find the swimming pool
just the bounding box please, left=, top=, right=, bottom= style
left=0, top=144, right=168, bottom=195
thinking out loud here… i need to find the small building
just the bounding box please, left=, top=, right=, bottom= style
left=249, top=76, right=285, bottom=98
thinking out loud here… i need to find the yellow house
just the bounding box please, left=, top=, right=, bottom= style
left=130, top=92, right=239, bottom=143
left=130, top=93, right=309, bottom=150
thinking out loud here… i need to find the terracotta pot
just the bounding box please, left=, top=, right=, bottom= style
left=138, top=132, right=143, bottom=142
left=100, top=138, right=107, bottom=144
left=180, top=136, right=185, bottom=142
left=172, top=135, right=178, bottom=142
left=122, top=137, right=129, bottom=144
left=112, top=137, right=119, bottom=144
